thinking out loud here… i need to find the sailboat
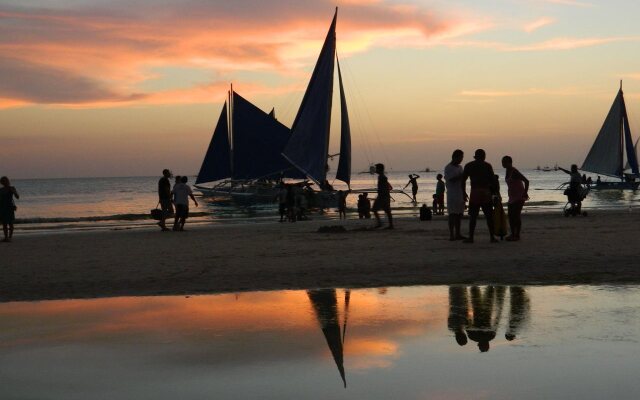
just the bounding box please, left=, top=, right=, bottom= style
left=581, top=82, right=640, bottom=190
left=195, top=8, right=351, bottom=203
left=194, top=89, right=304, bottom=200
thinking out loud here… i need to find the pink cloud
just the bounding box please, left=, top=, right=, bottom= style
left=523, top=17, right=555, bottom=33
left=0, top=1, right=489, bottom=108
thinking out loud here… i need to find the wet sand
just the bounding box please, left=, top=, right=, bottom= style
left=2, top=211, right=639, bottom=302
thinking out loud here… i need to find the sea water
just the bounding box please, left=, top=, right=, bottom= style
left=10, top=170, right=640, bottom=232
left=0, top=285, right=638, bottom=399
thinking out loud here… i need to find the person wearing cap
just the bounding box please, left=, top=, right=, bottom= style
left=158, top=169, right=173, bottom=231
left=372, top=163, right=393, bottom=229
left=462, top=149, right=497, bottom=243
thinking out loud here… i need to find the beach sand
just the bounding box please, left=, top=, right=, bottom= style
left=2, top=211, right=639, bottom=302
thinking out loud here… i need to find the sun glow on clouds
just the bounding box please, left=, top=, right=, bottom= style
left=0, top=0, right=489, bottom=109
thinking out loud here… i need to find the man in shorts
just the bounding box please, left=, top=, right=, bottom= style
left=372, top=163, right=393, bottom=229
left=462, top=149, right=497, bottom=243
left=172, top=176, right=198, bottom=231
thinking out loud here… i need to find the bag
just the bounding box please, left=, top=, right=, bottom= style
left=150, top=202, right=163, bottom=220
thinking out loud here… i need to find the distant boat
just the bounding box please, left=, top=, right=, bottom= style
left=581, top=82, right=640, bottom=190
left=424, top=167, right=431, bottom=172
left=541, top=165, right=552, bottom=172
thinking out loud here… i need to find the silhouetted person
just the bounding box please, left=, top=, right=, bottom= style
left=466, top=286, right=506, bottom=352
left=0, top=176, right=20, bottom=242
left=158, top=169, right=173, bottom=231
left=596, top=176, right=602, bottom=185
left=357, top=193, right=369, bottom=219
left=372, top=163, right=393, bottom=229
left=462, top=149, right=497, bottom=243
left=403, top=174, right=420, bottom=202
left=337, top=190, right=347, bottom=220
left=502, top=156, right=529, bottom=241
left=586, top=176, right=592, bottom=185
left=559, top=164, right=583, bottom=215
left=444, top=149, right=466, bottom=241
left=505, top=286, right=530, bottom=341
left=172, top=176, right=198, bottom=231
left=448, top=286, right=470, bottom=346
left=419, top=203, right=432, bottom=221
left=276, top=182, right=287, bottom=222
left=435, top=173, right=445, bottom=215
left=286, top=185, right=296, bottom=222
left=492, top=174, right=508, bottom=240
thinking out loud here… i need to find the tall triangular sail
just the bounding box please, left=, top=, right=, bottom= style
left=282, top=9, right=337, bottom=184
left=581, top=90, right=625, bottom=177
left=625, top=138, right=639, bottom=171
left=335, top=57, right=351, bottom=186
left=232, top=92, right=300, bottom=180
left=621, top=97, right=640, bottom=176
left=196, top=102, right=231, bottom=184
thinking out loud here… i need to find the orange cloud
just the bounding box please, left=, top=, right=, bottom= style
left=0, top=1, right=489, bottom=108
left=523, top=17, right=555, bottom=33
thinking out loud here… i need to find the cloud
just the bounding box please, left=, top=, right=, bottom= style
left=0, top=1, right=490, bottom=108
left=0, top=56, right=144, bottom=105
left=538, top=0, right=594, bottom=7
left=459, top=87, right=603, bottom=98
left=523, top=17, right=555, bottom=33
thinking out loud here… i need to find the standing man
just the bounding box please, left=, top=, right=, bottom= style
left=435, top=173, right=445, bottom=215
left=158, top=169, right=173, bottom=231
left=462, top=149, right=497, bottom=243
left=444, top=150, right=466, bottom=241
left=0, top=176, right=19, bottom=242
left=403, top=174, right=420, bottom=203
left=372, top=163, right=393, bottom=229
left=172, top=176, right=198, bottom=231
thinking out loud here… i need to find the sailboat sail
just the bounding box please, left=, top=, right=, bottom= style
left=196, top=102, right=231, bottom=184
left=625, top=138, right=639, bottom=171
left=621, top=98, right=640, bottom=175
left=581, top=90, right=624, bottom=177
left=282, top=9, right=337, bottom=184
left=232, top=92, right=299, bottom=180
left=335, top=57, right=351, bottom=185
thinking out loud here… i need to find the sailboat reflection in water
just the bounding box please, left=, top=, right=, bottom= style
left=448, top=286, right=530, bottom=352
left=307, top=289, right=350, bottom=388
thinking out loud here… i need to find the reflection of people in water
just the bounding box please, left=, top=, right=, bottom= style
left=505, top=286, right=530, bottom=341
left=465, top=286, right=505, bottom=352
left=447, top=286, right=470, bottom=346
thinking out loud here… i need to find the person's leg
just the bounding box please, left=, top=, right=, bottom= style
left=448, top=215, right=455, bottom=240
left=173, top=212, right=180, bottom=231
left=507, top=203, right=516, bottom=238
left=2, top=222, right=8, bottom=241
left=514, top=202, right=523, bottom=238
left=8, top=223, right=14, bottom=239
left=454, top=214, right=464, bottom=239
left=386, top=207, right=394, bottom=229
left=465, top=205, right=480, bottom=242
left=481, top=203, right=497, bottom=242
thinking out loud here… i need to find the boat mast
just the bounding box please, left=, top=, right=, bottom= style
left=229, top=84, right=234, bottom=180
left=620, top=80, right=624, bottom=180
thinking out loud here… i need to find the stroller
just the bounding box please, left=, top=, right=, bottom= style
left=563, top=183, right=590, bottom=217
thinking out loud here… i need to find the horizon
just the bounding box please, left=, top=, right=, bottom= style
left=2, top=0, right=640, bottom=179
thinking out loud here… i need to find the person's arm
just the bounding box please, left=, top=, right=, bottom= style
left=558, top=167, right=570, bottom=174
left=190, top=193, right=198, bottom=207
left=403, top=180, right=410, bottom=190
left=12, top=187, right=19, bottom=199
left=415, top=174, right=420, bottom=179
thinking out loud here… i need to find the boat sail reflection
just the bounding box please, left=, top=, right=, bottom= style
left=307, top=289, right=348, bottom=388
left=448, top=286, right=531, bottom=352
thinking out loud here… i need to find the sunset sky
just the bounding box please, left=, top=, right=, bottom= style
left=2, top=0, right=640, bottom=178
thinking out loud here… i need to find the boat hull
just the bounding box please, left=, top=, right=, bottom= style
left=592, top=181, right=639, bottom=190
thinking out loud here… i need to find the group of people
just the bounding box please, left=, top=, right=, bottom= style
left=444, top=149, right=529, bottom=243
left=157, top=169, right=199, bottom=231
left=276, top=182, right=311, bottom=222
left=0, top=176, right=20, bottom=242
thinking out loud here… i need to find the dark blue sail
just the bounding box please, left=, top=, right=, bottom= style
left=232, top=92, right=302, bottom=179
left=196, top=102, right=231, bottom=184
left=582, top=90, right=624, bottom=177
left=621, top=93, right=640, bottom=176
left=282, top=9, right=337, bottom=184
left=335, top=57, right=351, bottom=186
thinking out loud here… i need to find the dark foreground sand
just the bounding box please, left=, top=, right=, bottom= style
left=2, top=211, right=639, bottom=302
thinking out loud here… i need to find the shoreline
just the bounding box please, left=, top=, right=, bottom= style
left=3, top=210, right=640, bottom=303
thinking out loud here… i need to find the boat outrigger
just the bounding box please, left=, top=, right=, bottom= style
left=581, top=81, right=640, bottom=190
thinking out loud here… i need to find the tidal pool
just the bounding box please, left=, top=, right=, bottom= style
left=1, top=286, right=639, bottom=399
